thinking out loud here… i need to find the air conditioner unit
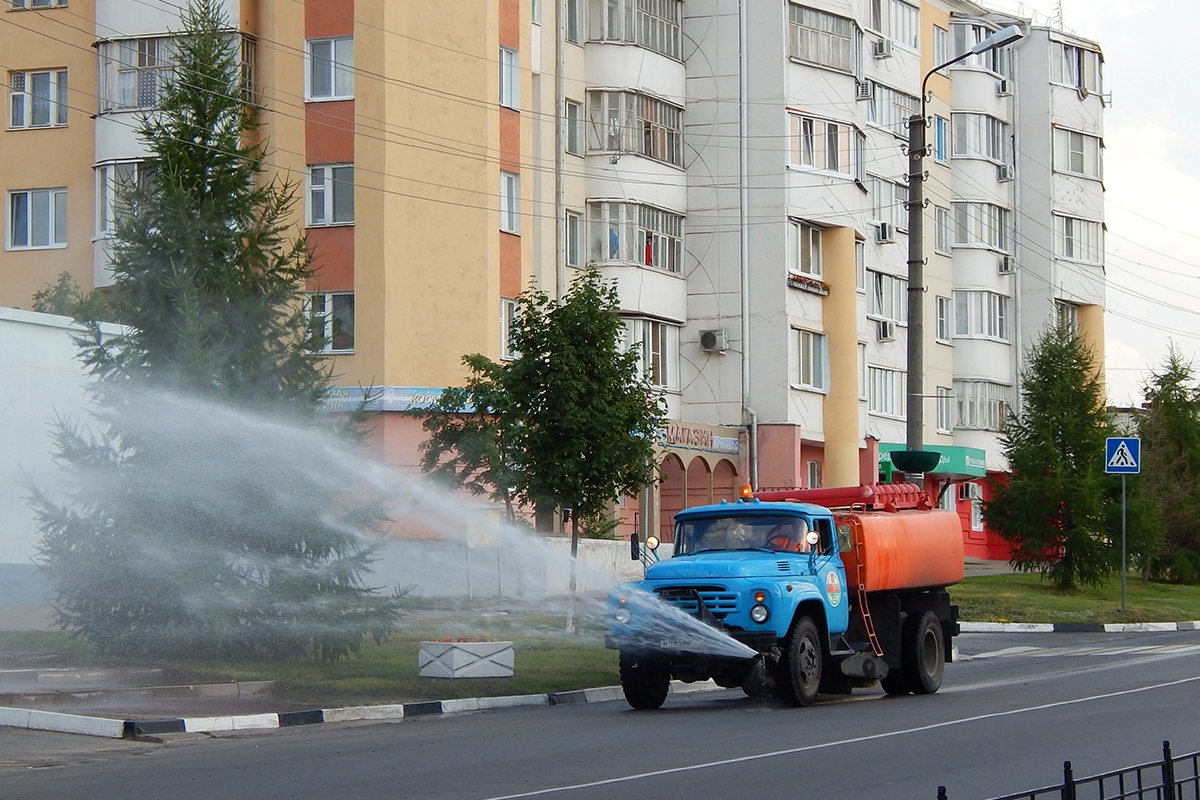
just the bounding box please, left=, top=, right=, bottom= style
left=876, top=319, right=895, bottom=341
left=998, top=255, right=1014, bottom=274
left=699, top=329, right=729, bottom=353
left=876, top=221, right=895, bottom=243
left=959, top=482, right=982, bottom=501
left=996, top=79, right=1012, bottom=97
left=997, top=164, right=1014, bottom=182
left=873, top=38, right=894, bottom=59
left=856, top=80, right=873, bottom=100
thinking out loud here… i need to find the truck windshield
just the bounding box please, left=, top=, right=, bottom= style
left=674, top=515, right=812, bottom=555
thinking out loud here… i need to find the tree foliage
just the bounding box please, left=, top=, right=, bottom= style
left=31, top=0, right=401, bottom=661
left=31, top=272, right=119, bottom=324
left=984, top=321, right=1116, bottom=591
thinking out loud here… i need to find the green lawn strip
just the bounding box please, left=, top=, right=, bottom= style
left=952, top=573, right=1200, bottom=624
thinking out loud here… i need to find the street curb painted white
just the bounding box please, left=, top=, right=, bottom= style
left=0, top=705, right=124, bottom=738
left=961, top=622, right=1054, bottom=633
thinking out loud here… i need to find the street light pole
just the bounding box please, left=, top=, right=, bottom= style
left=892, top=24, right=1024, bottom=475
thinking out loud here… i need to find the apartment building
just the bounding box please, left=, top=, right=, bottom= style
left=1, top=0, right=1104, bottom=555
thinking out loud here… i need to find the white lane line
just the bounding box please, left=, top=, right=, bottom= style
left=1089, top=646, right=1162, bottom=656
left=961, top=646, right=1042, bottom=660
left=475, top=675, right=1200, bottom=800
left=1028, top=646, right=1099, bottom=658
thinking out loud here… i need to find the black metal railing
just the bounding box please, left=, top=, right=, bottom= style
left=937, top=741, right=1200, bottom=800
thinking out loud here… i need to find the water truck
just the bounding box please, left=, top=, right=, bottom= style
left=605, top=483, right=964, bottom=709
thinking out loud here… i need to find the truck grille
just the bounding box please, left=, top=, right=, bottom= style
left=654, top=585, right=738, bottom=619
left=777, top=561, right=792, bottom=572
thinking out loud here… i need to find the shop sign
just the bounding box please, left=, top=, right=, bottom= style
left=662, top=423, right=739, bottom=454
left=879, top=443, right=987, bottom=477
left=321, top=386, right=448, bottom=413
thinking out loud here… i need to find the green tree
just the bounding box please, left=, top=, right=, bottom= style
left=507, top=271, right=666, bottom=632
left=1139, top=346, right=1200, bottom=582
left=984, top=321, right=1114, bottom=591
left=31, top=272, right=119, bottom=324
left=31, top=0, right=401, bottom=661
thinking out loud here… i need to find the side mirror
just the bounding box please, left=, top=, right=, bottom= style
left=631, top=533, right=641, bottom=561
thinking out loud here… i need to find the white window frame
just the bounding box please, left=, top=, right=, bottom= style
left=500, top=46, right=519, bottom=109
left=934, top=206, right=952, bottom=253
left=870, top=270, right=907, bottom=324
left=936, top=387, right=954, bottom=433
left=586, top=89, right=683, bottom=167
left=806, top=459, right=823, bottom=489
left=788, top=112, right=862, bottom=178
left=869, top=175, right=907, bottom=231
left=868, top=365, right=906, bottom=419
left=955, top=380, right=1009, bottom=431
left=566, top=0, right=582, bottom=43
left=868, top=0, right=918, bottom=50
left=307, top=164, right=354, bottom=226
left=588, top=200, right=682, bottom=272
left=306, top=37, right=353, bottom=101
left=565, top=99, right=583, bottom=155
left=790, top=220, right=822, bottom=277
left=953, top=201, right=1009, bottom=252
left=625, top=317, right=679, bottom=390
left=588, top=0, right=682, bottom=60
left=932, top=25, right=949, bottom=67
left=7, top=187, right=66, bottom=250
left=933, top=116, right=950, bottom=162
left=951, top=23, right=1011, bottom=76
left=1052, top=126, right=1102, bottom=179
left=307, top=292, right=355, bottom=354
left=1051, top=41, right=1101, bottom=94
left=1054, top=214, right=1103, bottom=264
left=565, top=210, right=582, bottom=267
left=855, top=240, right=866, bottom=293
left=501, top=298, right=520, bottom=360
left=952, top=113, right=1010, bottom=163
left=935, top=296, right=952, bottom=343
left=95, top=160, right=143, bottom=236
left=868, top=83, right=919, bottom=138
left=792, top=328, right=828, bottom=392
left=787, top=4, right=859, bottom=75
left=10, top=0, right=69, bottom=7
left=9, top=69, right=68, bottom=128
left=1057, top=301, right=1079, bottom=333
left=500, top=171, right=520, bottom=234
left=953, top=290, right=1009, bottom=341
left=98, top=37, right=176, bottom=113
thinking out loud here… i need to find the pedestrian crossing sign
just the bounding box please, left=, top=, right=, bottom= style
left=1105, top=437, right=1140, bottom=474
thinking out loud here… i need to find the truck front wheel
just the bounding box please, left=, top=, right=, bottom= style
left=619, top=652, right=670, bottom=710
left=902, top=610, right=945, bottom=695
left=776, top=616, right=822, bottom=707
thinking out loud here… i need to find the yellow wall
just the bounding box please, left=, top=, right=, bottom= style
left=1078, top=303, right=1105, bottom=390
left=823, top=226, right=860, bottom=488
left=0, top=1, right=97, bottom=308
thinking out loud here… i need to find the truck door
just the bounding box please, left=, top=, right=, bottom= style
left=813, top=517, right=850, bottom=634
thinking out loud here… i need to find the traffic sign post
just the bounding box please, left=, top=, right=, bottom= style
left=1106, top=438, right=1141, bottom=612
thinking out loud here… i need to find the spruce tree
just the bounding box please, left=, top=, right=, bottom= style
left=984, top=321, right=1114, bottom=591
left=31, top=0, right=402, bottom=661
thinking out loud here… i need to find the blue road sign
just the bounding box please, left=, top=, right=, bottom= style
left=1105, top=437, right=1140, bottom=474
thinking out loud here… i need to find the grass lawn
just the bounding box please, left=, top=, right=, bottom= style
left=951, top=573, right=1200, bottom=624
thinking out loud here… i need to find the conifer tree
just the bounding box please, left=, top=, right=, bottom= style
left=31, top=0, right=402, bottom=660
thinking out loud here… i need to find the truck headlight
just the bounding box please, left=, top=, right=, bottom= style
left=750, top=604, right=770, bottom=624
left=614, top=607, right=632, bottom=624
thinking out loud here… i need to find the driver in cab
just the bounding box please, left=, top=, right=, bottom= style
left=766, top=520, right=812, bottom=553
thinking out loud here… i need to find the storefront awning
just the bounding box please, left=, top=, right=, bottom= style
left=878, top=442, right=987, bottom=479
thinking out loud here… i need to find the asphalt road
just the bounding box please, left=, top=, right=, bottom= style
left=2, top=630, right=1199, bottom=800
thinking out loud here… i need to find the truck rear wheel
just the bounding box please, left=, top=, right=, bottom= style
left=776, top=616, right=822, bottom=707
left=902, top=610, right=945, bottom=695
left=619, top=652, right=670, bottom=710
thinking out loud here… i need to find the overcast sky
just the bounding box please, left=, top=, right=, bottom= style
left=988, top=0, right=1200, bottom=405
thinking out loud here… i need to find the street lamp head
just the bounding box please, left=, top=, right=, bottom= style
left=970, top=24, right=1024, bottom=54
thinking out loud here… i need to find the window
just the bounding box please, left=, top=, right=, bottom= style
left=952, top=113, right=1010, bottom=163
left=500, top=171, right=520, bottom=234
left=934, top=116, right=950, bottom=162
left=952, top=23, right=1010, bottom=76
left=855, top=240, right=866, bottom=292
left=1055, top=214, right=1103, bottom=263
left=868, top=0, right=918, bottom=50
left=10, top=0, right=69, bottom=7
left=96, top=161, right=145, bottom=235
left=790, top=221, right=822, bottom=277
left=1057, top=300, right=1079, bottom=333
left=9, top=70, right=67, bottom=128
left=858, top=342, right=867, bottom=399
left=308, top=164, right=354, bottom=226
left=98, top=38, right=176, bottom=112
left=788, top=4, right=858, bottom=74
left=936, top=387, right=954, bottom=433
left=793, top=329, right=828, bottom=391
left=869, top=175, right=907, bottom=230
left=1052, top=42, right=1101, bottom=94
left=307, top=293, right=355, bottom=353
left=1053, top=127, right=1101, bottom=179
left=932, top=25, right=949, bottom=67
left=588, top=0, right=682, bottom=60
left=566, top=0, right=582, bottom=42
left=500, top=47, right=519, bottom=109
left=938, top=482, right=956, bottom=511
left=953, top=290, right=1009, bottom=341
left=868, top=83, right=919, bottom=137
left=586, top=90, right=683, bottom=166
left=868, top=366, right=905, bottom=418
left=588, top=201, right=682, bottom=272
left=955, top=381, right=1009, bottom=431
left=935, top=296, right=952, bottom=342
left=501, top=298, right=520, bottom=360
left=8, top=188, right=66, bottom=249
left=307, top=37, right=353, bottom=101
left=953, top=201, right=1009, bottom=252
left=788, top=113, right=862, bottom=177
left=807, top=460, right=823, bottom=489
left=935, top=206, right=952, bottom=253
left=625, top=317, right=679, bottom=389
left=565, top=100, right=583, bottom=155
left=871, top=271, right=907, bottom=324
left=531, top=0, right=540, bottom=24
left=565, top=210, right=582, bottom=267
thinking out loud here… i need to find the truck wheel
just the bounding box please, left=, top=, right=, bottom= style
left=879, top=670, right=910, bottom=696
left=902, top=610, right=945, bottom=695
left=619, top=652, right=670, bottom=710
left=776, top=616, right=822, bottom=707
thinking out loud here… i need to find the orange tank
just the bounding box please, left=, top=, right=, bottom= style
left=836, top=508, right=964, bottom=592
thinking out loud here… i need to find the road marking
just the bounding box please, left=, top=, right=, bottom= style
left=474, top=675, right=1200, bottom=800
left=1090, top=646, right=1161, bottom=656
left=962, top=646, right=1042, bottom=660
left=1030, top=646, right=1101, bottom=657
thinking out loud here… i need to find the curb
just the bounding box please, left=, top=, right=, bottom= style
left=961, top=621, right=1200, bottom=633
left=0, top=680, right=719, bottom=741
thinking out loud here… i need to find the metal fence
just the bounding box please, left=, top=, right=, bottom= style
left=937, top=741, right=1200, bottom=800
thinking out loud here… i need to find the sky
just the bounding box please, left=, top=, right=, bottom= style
left=988, top=0, right=1200, bottom=406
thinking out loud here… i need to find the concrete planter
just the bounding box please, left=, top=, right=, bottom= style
left=418, top=641, right=514, bottom=679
